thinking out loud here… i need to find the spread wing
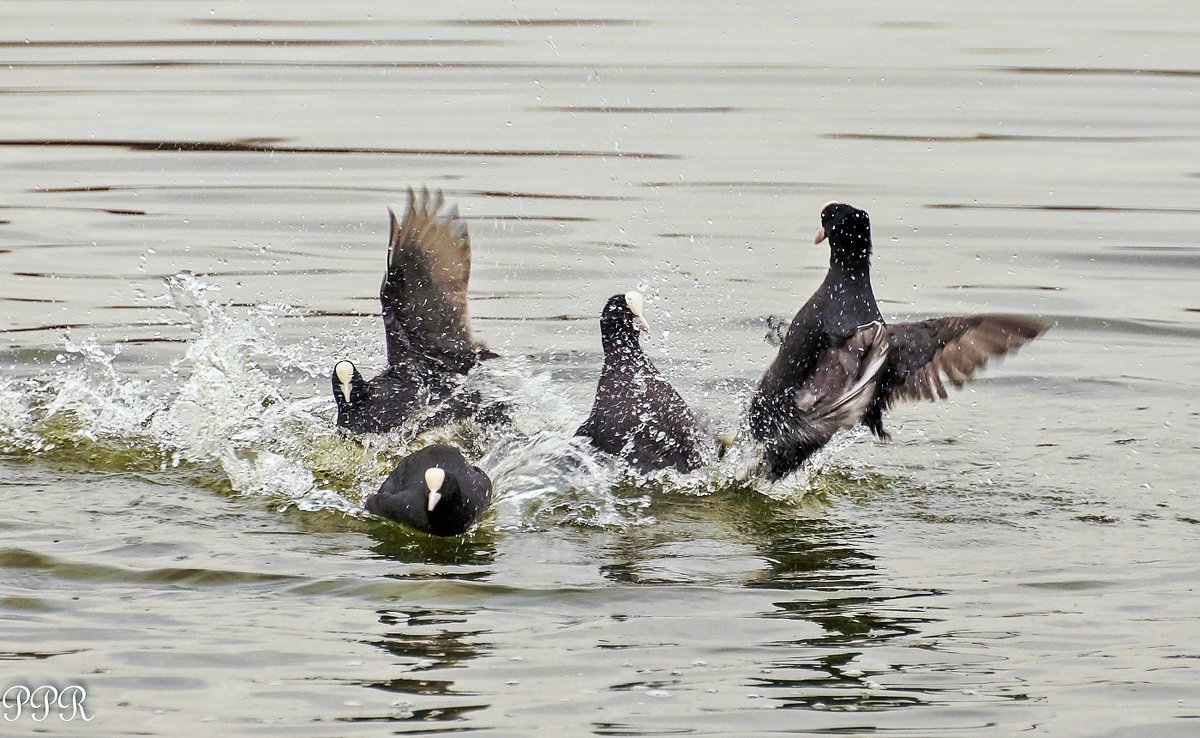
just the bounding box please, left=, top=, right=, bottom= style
left=883, top=315, right=1046, bottom=406
left=381, top=187, right=489, bottom=370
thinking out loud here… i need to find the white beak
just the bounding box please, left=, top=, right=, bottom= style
left=624, top=290, right=651, bottom=333
left=814, top=226, right=826, bottom=245
left=334, top=361, right=354, bottom=403
left=425, top=467, right=446, bottom=512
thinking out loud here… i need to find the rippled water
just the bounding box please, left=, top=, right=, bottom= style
left=2, top=3, right=1198, bottom=736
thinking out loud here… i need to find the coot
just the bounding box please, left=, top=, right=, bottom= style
left=748, top=202, right=1046, bottom=479
left=576, top=291, right=705, bottom=473
left=332, top=188, right=499, bottom=434
left=364, top=444, right=492, bottom=536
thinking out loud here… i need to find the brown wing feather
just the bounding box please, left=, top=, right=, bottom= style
left=885, top=315, right=1045, bottom=407
left=755, top=322, right=890, bottom=480
left=794, top=322, right=889, bottom=419
left=382, top=187, right=486, bottom=369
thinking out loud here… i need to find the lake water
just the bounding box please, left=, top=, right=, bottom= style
left=2, top=2, right=1198, bottom=735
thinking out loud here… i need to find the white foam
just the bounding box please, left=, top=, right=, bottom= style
left=0, top=273, right=857, bottom=527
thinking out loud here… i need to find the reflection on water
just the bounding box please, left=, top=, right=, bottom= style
left=319, top=493, right=975, bottom=730
left=749, top=512, right=945, bottom=712
left=356, top=606, right=491, bottom=723
left=366, top=521, right=496, bottom=570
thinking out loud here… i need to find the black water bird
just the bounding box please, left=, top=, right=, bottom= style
left=332, top=188, right=499, bottom=434
left=576, top=291, right=705, bottom=473
left=748, top=202, right=1046, bottom=480
left=364, top=444, right=492, bottom=536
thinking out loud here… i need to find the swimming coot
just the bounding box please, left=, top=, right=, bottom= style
left=364, top=444, right=492, bottom=536
left=576, top=291, right=705, bottom=473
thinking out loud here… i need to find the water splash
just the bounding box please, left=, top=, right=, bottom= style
left=0, top=273, right=850, bottom=528
left=0, top=376, right=38, bottom=455
left=707, top=426, right=869, bottom=503
left=2, top=274, right=386, bottom=513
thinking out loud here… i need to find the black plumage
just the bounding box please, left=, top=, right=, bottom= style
left=576, top=292, right=705, bottom=473
left=749, top=202, right=1046, bottom=480
left=364, top=444, right=492, bottom=536
left=332, top=188, right=499, bottom=434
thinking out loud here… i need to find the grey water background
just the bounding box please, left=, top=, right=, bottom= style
left=2, top=1, right=1198, bottom=735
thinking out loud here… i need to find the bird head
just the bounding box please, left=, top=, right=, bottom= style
left=815, top=202, right=873, bottom=264
left=600, top=290, right=651, bottom=352
left=331, top=360, right=367, bottom=410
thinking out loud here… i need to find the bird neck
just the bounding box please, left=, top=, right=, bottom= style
left=427, top=486, right=461, bottom=522
left=827, top=247, right=873, bottom=281
left=819, top=254, right=883, bottom=332
left=602, top=327, right=644, bottom=358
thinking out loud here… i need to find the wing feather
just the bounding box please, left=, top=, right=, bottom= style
left=758, top=322, right=890, bottom=479
left=382, top=187, right=488, bottom=369
left=885, top=315, right=1045, bottom=407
